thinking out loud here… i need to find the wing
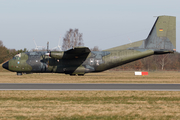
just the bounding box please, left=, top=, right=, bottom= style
left=64, top=47, right=91, bottom=59
left=49, top=47, right=91, bottom=59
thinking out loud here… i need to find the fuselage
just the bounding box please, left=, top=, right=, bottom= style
left=2, top=49, right=155, bottom=75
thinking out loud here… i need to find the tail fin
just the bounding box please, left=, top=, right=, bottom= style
left=104, top=15, right=176, bottom=51
left=144, top=16, right=176, bottom=50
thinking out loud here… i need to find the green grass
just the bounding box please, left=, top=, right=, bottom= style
left=55, top=115, right=177, bottom=120
left=0, top=91, right=180, bottom=119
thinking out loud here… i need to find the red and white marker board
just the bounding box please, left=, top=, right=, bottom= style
left=135, top=71, right=148, bottom=76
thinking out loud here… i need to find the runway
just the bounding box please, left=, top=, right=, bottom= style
left=0, top=83, right=180, bottom=91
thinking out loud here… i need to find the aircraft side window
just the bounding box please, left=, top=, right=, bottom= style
left=17, top=57, right=21, bottom=60
left=90, top=58, right=94, bottom=65
left=13, top=56, right=21, bottom=60
left=13, top=53, right=21, bottom=60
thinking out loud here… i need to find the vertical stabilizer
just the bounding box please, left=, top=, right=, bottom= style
left=144, top=16, right=176, bottom=50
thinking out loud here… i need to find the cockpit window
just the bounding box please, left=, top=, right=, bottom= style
left=13, top=53, right=21, bottom=60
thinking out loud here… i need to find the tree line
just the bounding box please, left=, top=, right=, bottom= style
left=0, top=40, right=28, bottom=64
left=113, top=52, right=180, bottom=71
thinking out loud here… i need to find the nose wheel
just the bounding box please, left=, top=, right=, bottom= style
left=17, top=72, right=22, bottom=76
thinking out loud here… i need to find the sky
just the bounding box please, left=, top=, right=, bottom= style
left=0, top=0, right=180, bottom=51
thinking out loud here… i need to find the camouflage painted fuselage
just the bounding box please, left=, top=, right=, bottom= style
left=6, top=48, right=171, bottom=75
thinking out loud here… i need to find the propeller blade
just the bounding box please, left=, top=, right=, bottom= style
left=47, top=41, right=50, bottom=67
left=47, top=41, right=49, bottom=52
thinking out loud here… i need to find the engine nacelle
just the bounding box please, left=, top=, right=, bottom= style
left=50, top=51, right=64, bottom=59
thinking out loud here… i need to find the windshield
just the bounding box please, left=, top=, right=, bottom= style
left=13, top=53, right=21, bottom=60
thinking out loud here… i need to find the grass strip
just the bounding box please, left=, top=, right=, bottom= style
left=0, top=91, right=180, bottom=119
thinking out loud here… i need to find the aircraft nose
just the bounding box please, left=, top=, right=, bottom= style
left=2, top=61, right=9, bottom=70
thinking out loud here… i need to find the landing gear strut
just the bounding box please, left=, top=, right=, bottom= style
left=17, top=72, right=22, bottom=76
left=70, top=74, right=76, bottom=76
left=70, top=74, right=84, bottom=76
left=78, top=74, right=84, bottom=76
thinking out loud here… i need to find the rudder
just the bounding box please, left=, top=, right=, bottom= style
left=144, top=16, right=176, bottom=50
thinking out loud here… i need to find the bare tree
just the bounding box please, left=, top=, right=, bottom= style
left=91, top=46, right=100, bottom=51
left=62, top=29, right=84, bottom=51
left=156, top=54, right=170, bottom=70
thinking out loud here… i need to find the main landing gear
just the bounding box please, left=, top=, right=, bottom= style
left=70, top=74, right=84, bottom=76
left=78, top=74, right=84, bottom=76
left=17, top=72, right=22, bottom=76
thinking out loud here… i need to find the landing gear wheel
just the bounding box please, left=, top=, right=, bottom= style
left=70, top=74, right=76, bottom=76
left=17, top=72, right=22, bottom=76
left=78, top=74, right=84, bottom=76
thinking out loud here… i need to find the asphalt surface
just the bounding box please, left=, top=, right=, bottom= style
left=0, top=83, right=180, bottom=91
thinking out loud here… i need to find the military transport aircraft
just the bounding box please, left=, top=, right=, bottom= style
left=2, top=15, right=176, bottom=76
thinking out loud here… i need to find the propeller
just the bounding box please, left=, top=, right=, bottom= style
left=47, top=41, right=49, bottom=52
left=47, top=41, right=50, bottom=67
